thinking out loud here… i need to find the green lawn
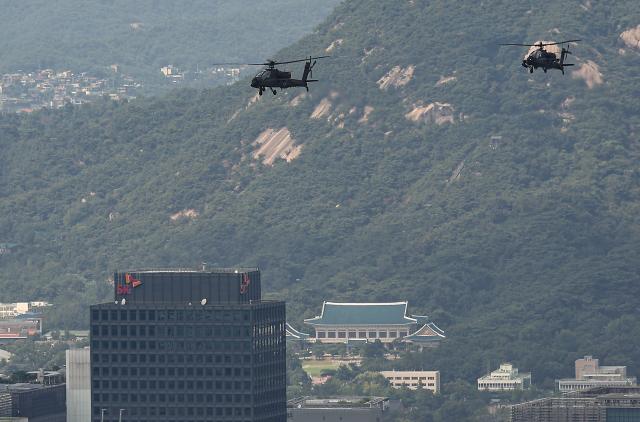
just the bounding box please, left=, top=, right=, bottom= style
left=301, top=360, right=343, bottom=377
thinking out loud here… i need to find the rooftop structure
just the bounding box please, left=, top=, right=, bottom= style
left=510, top=386, right=640, bottom=422
left=287, top=397, right=388, bottom=422
left=380, top=370, right=440, bottom=393
left=0, top=383, right=66, bottom=422
left=478, top=363, right=531, bottom=391
left=303, top=302, right=445, bottom=345
left=557, top=356, right=637, bottom=392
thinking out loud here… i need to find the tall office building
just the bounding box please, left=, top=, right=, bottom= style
left=66, top=347, right=90, bottom=422
left=90, top=268, right=286, bottom=422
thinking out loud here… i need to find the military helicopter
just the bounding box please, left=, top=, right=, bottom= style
left=500, top=39, right=581, bottom=74
left=214, top=56, right=329, bottom=96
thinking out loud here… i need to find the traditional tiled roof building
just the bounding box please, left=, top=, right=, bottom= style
left=303, top=302, right=444, bottom=345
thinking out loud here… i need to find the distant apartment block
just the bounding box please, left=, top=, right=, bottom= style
left=0, top=301, right=50, bottom=319
left=556, top=355, right=637, bottom=392
left=303, top=302, right=445, bottom=346
left=478, top=363, right=531, bottom=391
left=380, top=370, right=440, bottom=393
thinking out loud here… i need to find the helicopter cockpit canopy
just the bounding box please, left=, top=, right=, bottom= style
left=256, top=69, right=271, bottom=79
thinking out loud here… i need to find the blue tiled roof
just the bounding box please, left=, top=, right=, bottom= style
left=304, top=302, right=417, bottom=326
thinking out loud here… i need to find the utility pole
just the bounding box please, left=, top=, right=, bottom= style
left=119, top=408, right=126, bottom=422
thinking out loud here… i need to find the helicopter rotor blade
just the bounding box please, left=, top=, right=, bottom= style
left=209, top=62, right=267, bottom=66
left=499, top=39, right=581, bottom=48
left=538, top=39, right=582, bottom=47
left=273, top=55, right=330, bottom=65
left=499, top=43, right=538, bottom=47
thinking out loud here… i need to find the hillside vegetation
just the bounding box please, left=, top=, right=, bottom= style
left=1, top=0, right=640, bottom=393
left=0, top=0, right=341, bottom=83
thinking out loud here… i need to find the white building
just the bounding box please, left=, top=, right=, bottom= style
left=380, top=370, right=440, bottom=394
left=477, top=363, right=531, bottom=391
left=556, top=355, right=637, bottom=392
left=66, top=348, right=90, bottom=422
left=0, top=301, right=50, bottom=318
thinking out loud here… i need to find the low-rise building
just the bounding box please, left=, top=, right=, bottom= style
left=0, top=383, right=65, bottom=422
left=0, top=320, right=41, bottom=339
left=510, top=386, right=640, bottom=422
left=287, top=396, right=388, bottom=422
left=557, top=356, right=637, bottom=392
left=478, top=363, right=531, bottom=391
left=303, top=302, right=445, bottom=345
left=380, top=370, right=440, bottom=393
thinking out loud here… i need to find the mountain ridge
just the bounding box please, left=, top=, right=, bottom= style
left=1, top=0, right=640, bottom=388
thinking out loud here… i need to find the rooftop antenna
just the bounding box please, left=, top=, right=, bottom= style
left=201, top=262, right=207, bottom=271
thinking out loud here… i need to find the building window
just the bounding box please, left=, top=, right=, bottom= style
left=379, top=331, right=387, bottom=338
left=337, top=331, right=346, bottom=338
left=389, top=331, right=397, bottom=338
left=348, top=331, right=356, bottom=338
left=317, top=331, right=326, bottom=338
left=399, top=331, right=408, bottom=337
left=327, top=331, right=336, bottom=338
left=358, top=331, right=367, bottom=338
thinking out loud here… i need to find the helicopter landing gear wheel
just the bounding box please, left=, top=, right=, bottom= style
left=258, top=88, right=263, bottom=96
left=543, top=68, right=547, bottom=73
left=529, top=66, right=534, bottom=74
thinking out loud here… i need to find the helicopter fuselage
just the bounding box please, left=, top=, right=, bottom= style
left=522, top=50, right=561, bottom=71
left=521, top=47, right=574, bottom=74
left=251, top=69, right=307, bottom=90
left=250, top=59, right=318, bottom=95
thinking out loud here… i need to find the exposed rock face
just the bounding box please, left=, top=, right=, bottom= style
left=405, top=102, right=455, bottom=125
left=290, top=92, right=307, bottom=107
left=170, top=209, right=199, bottom=221
left=358, top=106, right=374, bottom=124
left=310, top=98, right=332, bottom=119
left=252, top=128, right=301, bottom=165
left=377, top=65, right=415, bottom=90
left=572, top=60, right=603, bottom=89
left=447, top=161, right=465, bottom=184
left=620, top=25, right=640, bottom=49
left=436, top=75, right=457, bottom=86
left=326, top=39, right=343, bottom=53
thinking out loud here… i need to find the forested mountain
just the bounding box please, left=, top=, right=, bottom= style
left=0, top=0, right=341, bottom=80
left=1, top=0, right=640, bottom=391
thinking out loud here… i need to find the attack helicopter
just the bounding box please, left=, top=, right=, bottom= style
left=213, top=56, right=329, bottom=95
left=500, top=39, right=581, bottom=74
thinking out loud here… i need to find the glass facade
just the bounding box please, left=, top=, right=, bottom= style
left=607, top=408, right=640, bottom=422
left=90, top=270, right=286, bottom=422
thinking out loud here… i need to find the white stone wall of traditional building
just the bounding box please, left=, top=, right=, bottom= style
left=312, top=324, right=413, bottom=343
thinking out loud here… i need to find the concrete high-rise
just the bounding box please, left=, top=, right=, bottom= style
left=66, top=347, right=90, bottom=422
left=90, top=268, right=286, bottom=422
